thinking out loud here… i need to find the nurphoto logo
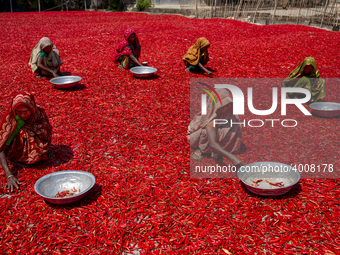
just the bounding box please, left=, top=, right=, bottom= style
left=199, top=83, right=312, bottom=128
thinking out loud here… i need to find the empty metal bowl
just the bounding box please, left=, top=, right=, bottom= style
left=309, top=102, right=340, bottom=118
left=237, top=162, right=300, bottom=196
left=50, top=76, right=82, bottom=89
left=130, top=66, right=157, bottom=78
left=34, top=170, right=95, bottom=205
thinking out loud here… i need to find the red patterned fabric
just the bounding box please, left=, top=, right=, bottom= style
left=0, top=92, right=52, bottom=164
left=113, top=29, right=141, bottom=62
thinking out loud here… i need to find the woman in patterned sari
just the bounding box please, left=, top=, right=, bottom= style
left=0, top=93, right=52, bottom=191
left=281, top=57, right=326, bottom=103
left=113, top=29, right=143, bottom=69
left=183, top=37, right=212, bottom=75
left=29, top=37, right=63, bottom=78
left=187, top=88, right=244, bottom=168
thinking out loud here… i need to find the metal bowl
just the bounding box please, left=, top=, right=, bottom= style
left=309, top=102, right=340, bottom=118
left=130, top=66, right=157, bottom=78
left=237, top=162, right=300, bottom=196
left=50, top=76, right=82, bottom=89
left=34, top=170, right=95, bottom=205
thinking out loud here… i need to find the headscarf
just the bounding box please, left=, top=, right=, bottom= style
left=189, top=88, right=233, bottom=135
left=29, top=37, right=63, bottom=73
left=183, top=37, right=210, bottom=66
left=0, top=92, right=52, bottom=163
left=284, top=57, right=320, bottom=83
left=113, top=29, right=141, bottom=62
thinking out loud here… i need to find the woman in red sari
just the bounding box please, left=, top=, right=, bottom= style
left=113, top=29, right=143, bottom=69
left=0, top=93, right=52, bottom=191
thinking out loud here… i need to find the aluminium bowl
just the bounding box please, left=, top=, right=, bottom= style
left=237, top=162, right=300, bottom=196
left=130, top=66, right=157, bottom=78
left=50, top=76, right=82, bottom=89
left=309, top=102, right=340, bottom=118
left=34, top=170, right=95, bottom=205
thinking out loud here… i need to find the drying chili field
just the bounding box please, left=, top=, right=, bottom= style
left=0, top=11, right=340, bottom=254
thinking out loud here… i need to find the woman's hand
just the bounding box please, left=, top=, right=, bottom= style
left=231, top=156, right=245, bottom=169
left=53, top=72, right=59, bottom=77
left=5, top=176, right=20, bottom=192
left=207, top=70, right=213, bottom=76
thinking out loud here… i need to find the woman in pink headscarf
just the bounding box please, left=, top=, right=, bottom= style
left=113, top=29, right=143, bottom=69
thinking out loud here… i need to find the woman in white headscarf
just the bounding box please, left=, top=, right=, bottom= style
left=29, top=37, right=63, bottom=78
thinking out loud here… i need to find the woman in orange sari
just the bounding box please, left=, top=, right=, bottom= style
left=183, top=37, right=212, bottom=75
left=187, top=88, right=244, bottom=168
left=0, top=93, right=52, bottom=191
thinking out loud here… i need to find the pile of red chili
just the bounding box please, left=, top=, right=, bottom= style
left=0, top=11, right=339, bottom=254
left=53, top=187, right=80, bottom=198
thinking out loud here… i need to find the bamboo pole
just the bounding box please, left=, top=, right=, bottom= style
left=231, top=2, right=234, bottom=18
left=320, top=0, right=329, bottom=28
left=235, top=0, right=243, bottom=19
left=253, top=0, right=263, bottom=23
left=84, top=0, right=86, bottom=10
left=272, top=0, right=277, bottom=25
left=242, top=2, right=247, bottom=20
left=233, top=1, right=236, bottom=20
left=38, top=0, right=41, bottom=11
left=210, top=0, right=213, bottom=18
left=224, top=1, right=227, bottom=18
left=10, top=0, right=12, bottom=12
left=296, top=0, right=302, bottom=24
left=336, top=0, right=339, bottom=26
left=195, top=0, right=198, bottom=18
left=330, top=0, right=336, bottom=26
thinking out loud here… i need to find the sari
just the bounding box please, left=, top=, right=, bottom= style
left=187, top=88, right=242, bottom=160
left=282, top=57, right=325, bottom=102
left=113, top=29, right=141, bottom=69
left=183, top=37, right=210, bottom=71
left=29, top=37, right=63, bottom=75
left=0, top=93, right=52, bottom=164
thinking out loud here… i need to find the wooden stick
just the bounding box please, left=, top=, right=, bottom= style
left=336, top=0, right=339, bottom=26
left=272, top=0, right=277, bottom=25
left=210, top=0, right=213, bottom=18
left=321, top=0, right=329, bottom=28
left=235, top=0, right=243, bottom=20
left=296, top=0, right=302, bottom=25
left=224, top=1, right=227, bottom=19
left=195, top=0, right=198, bottom=18
left=253, top=0, right=263, bottom=23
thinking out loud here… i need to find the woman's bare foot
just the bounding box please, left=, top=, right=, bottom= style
left=118, top=65, right=123, bottom=69
left=185, top=67, right=190, bottom=72
left=36, top=75, right=42, bottom=79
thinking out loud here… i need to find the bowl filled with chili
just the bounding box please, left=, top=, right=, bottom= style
left=237, top=162, right=300, bottom=196
left=34, top=170, right=95, bottom=205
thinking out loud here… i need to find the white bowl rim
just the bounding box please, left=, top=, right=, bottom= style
left=130, top=67, right=157, bottom=74
left=309, top=102, right=340, bottom=111
left=50, top=76, right=82, bottom=85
